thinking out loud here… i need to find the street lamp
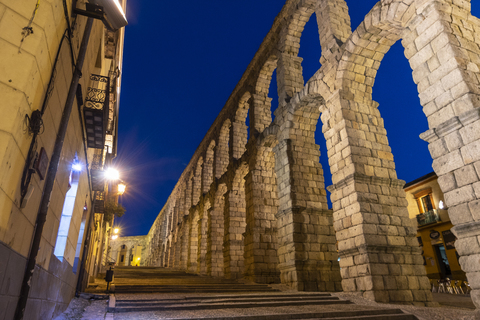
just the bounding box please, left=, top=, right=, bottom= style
left=117, top=182, right=126, bottom=195
left=114, top=228, right=119, bottom=234
left=74, top=0, right=128, bottom=31
left=105, top=167, right=120, bottom=180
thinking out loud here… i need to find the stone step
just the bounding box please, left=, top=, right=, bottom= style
left=169, top=309, right=417, bottom=320
left=115, top=294, right=340, bottom=306
left=112, top=297, right=352, bottom=312
left=117, top=292, right=333, bottom=302
left=114, top=288, right=279, bottom=293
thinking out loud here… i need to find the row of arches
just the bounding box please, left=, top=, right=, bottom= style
left=144, top=0, right=480, bottom=311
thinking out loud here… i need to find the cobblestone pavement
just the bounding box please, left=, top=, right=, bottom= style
left=333, top=292, right=476, bottom=320
left=56, top=274, right=477, bottom=319
left=56, top=291, right=477, bottom=320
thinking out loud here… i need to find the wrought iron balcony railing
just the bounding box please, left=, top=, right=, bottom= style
left=84, top=74, right=110, bottom=149
left=95, top=191, right=105, bottom=214
left=416, top=209, right=441, bottom=227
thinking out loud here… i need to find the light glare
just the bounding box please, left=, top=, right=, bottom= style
left=114, top=228, right=119, bottom=234
left=439, top=200, right=445, bottom=210
left=105, top=168, right=120, bottom=180
left=112, top=235, right=118, bottom=240
left=72, top=163, right=82, bottom=172
left=117, top=183, right=126, bottom=195
left=112, top=0, right=127, bottom=20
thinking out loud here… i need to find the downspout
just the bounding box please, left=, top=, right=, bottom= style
left=14, top=17, right=95, bottom=320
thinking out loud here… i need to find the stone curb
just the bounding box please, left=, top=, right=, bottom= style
left=107, top=294, right=116, bottom=313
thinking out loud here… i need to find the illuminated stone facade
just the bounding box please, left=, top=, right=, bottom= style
left=143, top=0, right=480, bottom=313
left=0, top=1, right=126, bottom=319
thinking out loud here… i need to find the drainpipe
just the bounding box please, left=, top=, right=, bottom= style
left=14, top=17, right=94, bottom=320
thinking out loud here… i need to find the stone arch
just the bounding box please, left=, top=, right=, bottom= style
left=315, top=0, right=351, bottom=62
left=216, top=120, right=231, bottom=178
left=203, top=141, right=215, bottom=193
left=165, top=239, right=171, bottom=268
left=253, top=55, right=278, bottom=134
left=232, top=92, right=251, bottom=159
left=274, top=96, right=341, bottom=291
left=185, top=173, right=193, bottom=209
left=197, top=199, right=211, bottom=275
left=323, top=0, right=480, bottom=304
left=187, top=208, right=199, bottom=273
left=193, top=157, right=203, bottom=206
left=277, top=0, right=318, bottom=105
left=224, top=163, right=249, bottom=279
left=244, top=134, right=281, bottom=283
left=208, top=183, right=227, bottom=277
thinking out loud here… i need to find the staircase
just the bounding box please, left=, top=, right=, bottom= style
left=110, top=267, right=419, bottom=319
left=113, top=267, right=278, bottom=293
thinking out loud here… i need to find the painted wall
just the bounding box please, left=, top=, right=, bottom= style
left=405, top=174, right=465, bottom=280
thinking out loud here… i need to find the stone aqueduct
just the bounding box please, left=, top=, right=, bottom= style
left=143, top=0, right=480, bottom=309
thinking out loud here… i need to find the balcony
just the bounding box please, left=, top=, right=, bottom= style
left=84, top=74, right=110, bottom=149
left=90, top=151, right=105, bottom=191
left=94, top=191, right=105, bottom=214
left=416, top=209, right=441, bottom=227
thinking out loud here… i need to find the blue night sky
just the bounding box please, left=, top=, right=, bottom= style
left=114, top=1, right=480, bottom=237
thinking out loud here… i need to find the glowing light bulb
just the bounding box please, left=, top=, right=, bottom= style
left=72, top=163, right=82, bottom=172
left=105, top=168, right=120, bottom=180
left=439, top=200, right=445, bottom=210
left=117, top=183, right=126, bottom=195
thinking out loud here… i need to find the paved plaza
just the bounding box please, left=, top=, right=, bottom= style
left=56, top=267, right=476, bottom=319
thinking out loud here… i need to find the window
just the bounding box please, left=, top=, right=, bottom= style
left=54, top=169, right=80, bottom=261
left=121, top=255, right=124, bottom=262
left=414, top=188, right=440, bottom=226
left=414, top=188, right=435, bottom=214
left=73, top=206, right=88, bottom=274
left=121, top=244, right=126, bottom=249
left=420, top=194, right=434, bottom=213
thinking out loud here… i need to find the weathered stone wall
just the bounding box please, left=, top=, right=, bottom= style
left=144, top=0, right=480, bottom=312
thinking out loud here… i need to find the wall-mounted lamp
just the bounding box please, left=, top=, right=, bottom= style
left=117, top=182, right=126, bottom=195
left=72, top=162, right=83, bottom=172
left=439, top=200, right=447, bottom=210
left=74, top=0, right=128, bottom=31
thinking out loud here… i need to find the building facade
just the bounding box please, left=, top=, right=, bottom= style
left=404, top=172, right=465, bottom=281
left=0, top=1, right=127, bottom=319
left=111, top=235, right=146, bottom=267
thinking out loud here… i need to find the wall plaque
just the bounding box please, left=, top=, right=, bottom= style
left=430, top=230, right=440, bottom=240
left=35, top=147, right=48, bottom=180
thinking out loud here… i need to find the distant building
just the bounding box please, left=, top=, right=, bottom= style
left=404, top=172, right=465, bottom=280
left=0, top=1, right=127, bottom=319
left=111, top=235, right=146, bottom=266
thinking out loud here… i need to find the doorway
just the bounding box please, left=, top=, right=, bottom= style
left=433, top=244, right=451, bottom=278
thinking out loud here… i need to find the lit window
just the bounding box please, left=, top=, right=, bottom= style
left=54, top=169, right=80, bottom=261
left=420, top=194, right=434, bottom=213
